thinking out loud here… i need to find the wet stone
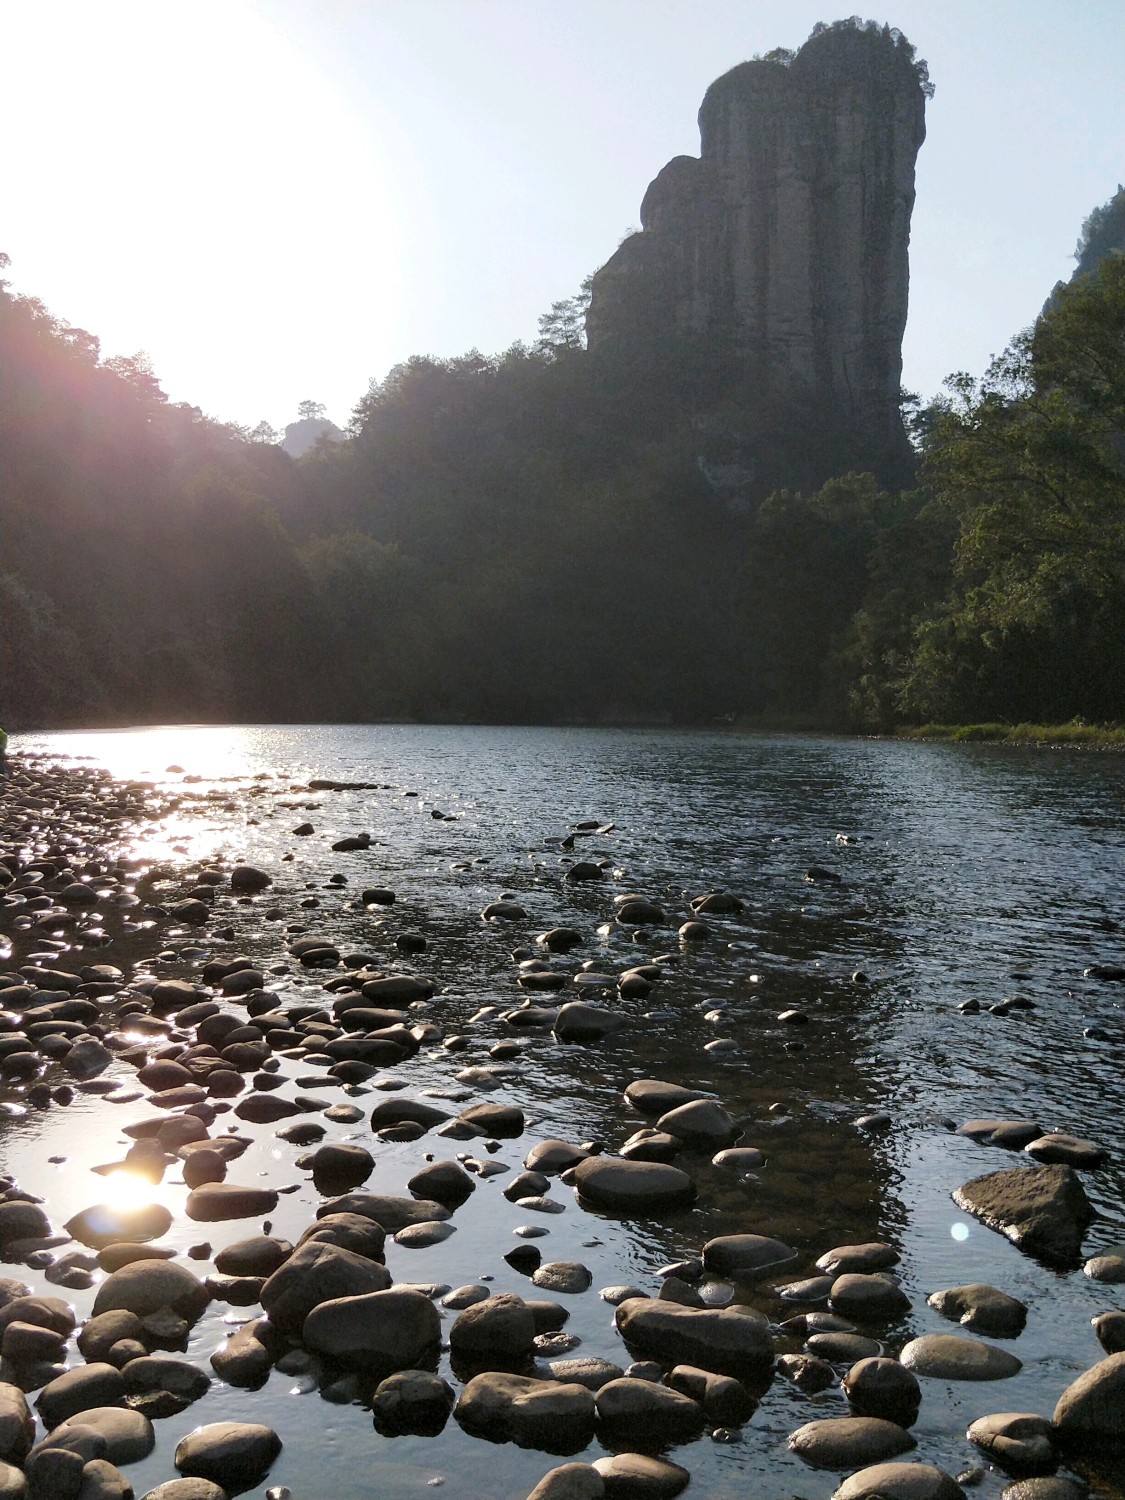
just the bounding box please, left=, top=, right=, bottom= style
left=527, top=1463, right=605, bottom=1500
left=829, top=1274, right=911, bottom=1322
left=174, top=1421, right=281, bottom=1491
left=788, top=1415, right=916, bottom=1469
left=138, top=1482, right=228, bottom=1500
left=594, top=1377, right=705, bottom=1446
left=303, top=1288, right=442, bottom=1372
left=1052, top=1351, right=1125, bottom=1448
left=900, top=1334, right=1022, bottom=1381
left=1092, top=1311, right=1125, bottom=1354
left=1001, top=1483, right=1086, bottom=1500
left=546, top=1358, right=624, bottom=1391
left=834, top=1464, right=966, bottom=1500
left=966, top=1412, right=1056, bottom=1473
left=927, top=1284, right=1028, bottom=1336
left=533, top=1263, right=593, bottom=1295
left=808, top=1332, right=882, bottom=1362
left=394, top=1220, right=456, bottom=1248
left=952, top=1164, right=1094, bottom=1266
left=573, top=1158, right=696, bottom=1211
left=776, top=1353, right=836, bottom=1393
left=592, top=1453, right=690, bottom=1499
left=843, top=1357, right=922, bottom=1426
left=455, top=1371, right=596, bottom=1450
left=1083, top=1253, right=1125, bottom=1282
left=371, top=1370, right=455, bottom=1437
left=817, top=1243, right=899, bottom=1276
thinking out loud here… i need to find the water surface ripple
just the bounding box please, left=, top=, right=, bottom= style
left=4, top=726, right=1123, bottom=1500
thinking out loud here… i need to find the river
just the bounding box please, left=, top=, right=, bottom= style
left=3, top=725, right=1123, bottom=1499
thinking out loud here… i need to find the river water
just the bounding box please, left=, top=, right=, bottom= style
left=3, top=725, right=1124, bottom=1499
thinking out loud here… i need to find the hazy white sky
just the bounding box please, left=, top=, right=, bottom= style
left=1, top=1, right=1122, bottom=431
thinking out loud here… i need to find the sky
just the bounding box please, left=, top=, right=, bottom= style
left=1, top=1, right=1122, bottom=432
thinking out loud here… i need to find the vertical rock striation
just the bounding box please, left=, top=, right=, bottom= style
left=587, top=20, right=930, bottom=490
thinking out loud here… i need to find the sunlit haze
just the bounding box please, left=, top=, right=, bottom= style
left=2, top=0, right=1121, bottom=430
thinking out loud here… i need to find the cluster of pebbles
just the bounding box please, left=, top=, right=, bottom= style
left=0, top=753, right=1122, bottom=1500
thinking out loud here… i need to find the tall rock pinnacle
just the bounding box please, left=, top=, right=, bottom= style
left=587, top=20, right=930, bottom=492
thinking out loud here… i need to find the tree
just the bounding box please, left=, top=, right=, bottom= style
left=536, top=275, right=593, bottom=355
left=249, top=421, right=278, bottom=444
left=297, top=399, right=327, bottom=420
left=896, top=252, right=1125, bottom=721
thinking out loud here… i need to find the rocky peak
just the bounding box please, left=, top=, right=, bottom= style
left=587, top=20, right=930, bottom=492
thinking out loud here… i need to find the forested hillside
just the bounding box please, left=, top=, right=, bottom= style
left=1, top=190, right=1122, bottom=732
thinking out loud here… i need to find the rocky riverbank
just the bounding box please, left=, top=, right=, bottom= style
left=0, top=747, right=1122, bottom=1500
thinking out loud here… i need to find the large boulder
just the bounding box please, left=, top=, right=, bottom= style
left=260, top=1241, right=391, bottom=1333
left=573, top=1158, right=696, bottom=1212
left=952, top=1165, right=1093, bottom=1266
left=614, top=1298, right=772, bottom=1375
left=303, top=1289, right=441, bottom=1373
left=1052, top=1351, right=1125, bottom=1448
left=455, top=1372, right=596, bottom=1452
left=309, top=1143, right=374, bottom=1192
left=91, top=1261, right=209, bottom=1322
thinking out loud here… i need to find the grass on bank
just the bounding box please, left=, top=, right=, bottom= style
left=895, top=721, right=1125, bottom=748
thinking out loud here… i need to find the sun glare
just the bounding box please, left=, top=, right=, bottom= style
left=0, top=0, right=400, bottom=427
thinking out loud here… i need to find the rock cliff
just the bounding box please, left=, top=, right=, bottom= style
left=587, top=20, right=930, bottom=492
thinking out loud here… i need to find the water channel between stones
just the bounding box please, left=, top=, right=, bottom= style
left=1, top=724, right=1122, bottom=1500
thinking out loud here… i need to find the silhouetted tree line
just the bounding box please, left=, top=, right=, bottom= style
left=1, top=192, right=1122, bottom=731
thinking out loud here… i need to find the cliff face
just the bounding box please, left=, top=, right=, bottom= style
left=587, top=21, right=929, bottom=491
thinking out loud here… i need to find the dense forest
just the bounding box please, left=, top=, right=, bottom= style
left=1, top=187, right=1123, bottom=733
